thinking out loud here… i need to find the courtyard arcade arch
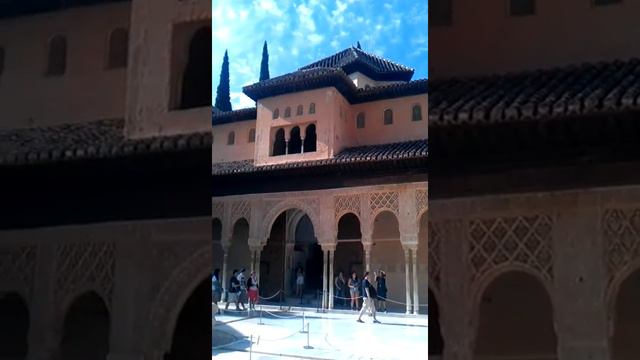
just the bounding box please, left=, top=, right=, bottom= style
left=0, top=292, right=29, bottom=359
left=610, top=263, right=640, bottom=360
left=473, top=270, right=557, bottom=360
left=59, top=291, right=110, bottom=360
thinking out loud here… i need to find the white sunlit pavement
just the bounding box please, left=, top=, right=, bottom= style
left=212, top=305, right=428, bottom=360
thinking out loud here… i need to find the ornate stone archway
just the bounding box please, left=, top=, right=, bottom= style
left=145, top=245, right=211, bottom=359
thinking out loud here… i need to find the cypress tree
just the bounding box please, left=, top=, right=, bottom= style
left=259, top=41, right=270, bottom=81
left=214, top=50, right=232, bottom=112
left=357, top=41, right=361, bottom=49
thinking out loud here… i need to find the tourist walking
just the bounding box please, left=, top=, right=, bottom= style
left=247, top=270, right=259, bottom=310
left=348, top=271, right=360, bottom=311
left=376, top=270, right=388, bottom=313
left=212, top=268, right=222, bottom=315
left=225, top=269, right=243, bottom=311
left=334, top=271, right=346, bottom=308
left=357, top=271, right=380, bottom=323
left=236, top=268, right=247, bottom=311
left=296, top=268, right=305, bottom=301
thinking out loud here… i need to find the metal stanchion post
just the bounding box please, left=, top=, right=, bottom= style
left=250, top=334, right=253, bottom=360
left=258, top=306, right=264, bottom=325
left=300, top=311, right=307, bottom=333
left=303, top=322, right=313, bottom=349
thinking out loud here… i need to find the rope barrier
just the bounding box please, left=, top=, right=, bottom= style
left=322, top=290, right=429, bottom=307
left=258, top=289, right=283, bottom=300
left=212, top=337, right=249, bottom=351
left=262, top=309, right=300, bottom=319
left=253, top=329, right=302, bottom=342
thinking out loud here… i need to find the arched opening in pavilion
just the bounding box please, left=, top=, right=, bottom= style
left=225, top=218, right=251, bottom=296
left=60, top=292, right=110, bottom=360
left=474, top=271, right=557, bottom=360
left=418, top=211, right=428, bottom=314
left=288, top=126, right=302, bottom=154
left=0, top=292, right=29, bottom=359
left=612, top=268, right=640, bottom=360
left=212, top=218, right=224, bottom=294
left=261, top=210, right=321, bottom=305
left=428, top=289, right=444, bottom=358
left=335, top=213, right=363, bottom=308
left=272, top=128, right=286, bottom=156
left=371, top=210, right=405, bottom=312
left=179, top=26, right=211, bottom=109
left=165, top=278, right=211, bottom=360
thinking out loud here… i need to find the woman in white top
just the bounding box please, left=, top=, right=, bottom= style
left=296, top=268, right=305, bottom=298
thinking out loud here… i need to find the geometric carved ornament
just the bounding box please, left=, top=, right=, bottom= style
left=369, top=191, right=399, bottom=216
left=335, top=194, right=361, bottom=220
left=0, top=245, right=36, bottom=298
left=603, top=208, right=640, bottom=283
left=55, top=241, right=116, bottom=308
left=468, top=215, right=553, bottom=283
left=428, top=221, right=442, bottom=291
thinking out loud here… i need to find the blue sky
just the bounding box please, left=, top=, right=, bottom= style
left=212, top=0, right=428, bottom=110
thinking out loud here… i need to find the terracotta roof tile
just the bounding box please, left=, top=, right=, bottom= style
left=0, top=119, right=210, bottom=166
left=299, top=47, right=414, bottom=82
left=212, top=107, right=256, bottom=125
left=430, top=58, right=640, bottom=126
left=243, top=67, right=427, bottom=104
left=211, top=140, right=427, bottom=175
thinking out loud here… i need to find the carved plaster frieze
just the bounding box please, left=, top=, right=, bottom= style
left=334, top=194, right=361, bottom=220
left=603, top=208, right=640, bottom=284
left=428, top=222, right=443, bottom=291
left=0, top=245, right=36, bottom=298
left=55, top=241, right=115, bottom=309
left=468, top=215, right=554, bottom=285
left=369, top=191, right=400, bottom=216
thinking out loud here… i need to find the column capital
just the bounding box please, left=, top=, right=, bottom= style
left=249, top=243, right=264, bottom=252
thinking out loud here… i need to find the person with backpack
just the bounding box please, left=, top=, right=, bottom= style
left=357, top=271, right=380, bottom=323
left=224, top=269, right=242, bottom=311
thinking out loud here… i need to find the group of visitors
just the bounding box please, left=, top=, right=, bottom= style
left=211, top=267, right=260, bottom=312
left=334, top=269, right=388, bottom=313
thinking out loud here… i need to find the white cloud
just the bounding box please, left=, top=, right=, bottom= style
left=384, top=3, right=392, bottom=10
left=291, top=47, right=300, bottom=56
left=230, top=92, right=256, bottom=109
left=257, top=0, right=284, bottom=16
left=330, top=39, right=340, bottom=49
left=297, top=4, right=317, bottom=32
left=214, top=27, right=230, bottom=42
left=308, top=34, right=324, bottom=45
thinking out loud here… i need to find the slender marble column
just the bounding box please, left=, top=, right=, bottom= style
left=255, top=247, right=262, bottom=283
left=404, top=248, right=412, bottom=314
left=329, top=250, right=335, bottom=309
left=322, top=249, right=328, bottom=309
left=412, top=248, right=419, bottom=314
left=222, top=250, right=229, bottom=292
left=250, top=250, right=256, bottom=273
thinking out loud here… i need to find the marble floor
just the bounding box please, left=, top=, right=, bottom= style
left=212, top=306, right=428, bottom=359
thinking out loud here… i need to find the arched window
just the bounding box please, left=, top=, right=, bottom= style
left=309, top=103, right=316, bottom=114
left=284, top=107, right=291, bottom=118
left=273, top=128, right=286, bottom=156
left=179, top=27, right=211, bottom=109
left=297, top=104, right=304, bottom=116
left=304, top=124, right=317, bottom=153
left=273, top=108, right=279, bottom=119
left=227, top=131, right=235, bottom=145
left=356, top=112, right=366, bottom=129
left=46, top=35, right=67, bottom=76
left=248, top=128, right=256, bottom=143
left=288, top=126, right=302, bottom=154
left=412, top=105, right=423, bottom=121
left=107, top=28, right=128, bottom=69
left=0, top=47, right=4, bottom=76
left=384, top=109, right=393, bottom=125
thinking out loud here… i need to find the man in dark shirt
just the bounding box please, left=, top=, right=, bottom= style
left=224, top=269, right=241, bottom=310
left=357, top=271, right=380, bottom=323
